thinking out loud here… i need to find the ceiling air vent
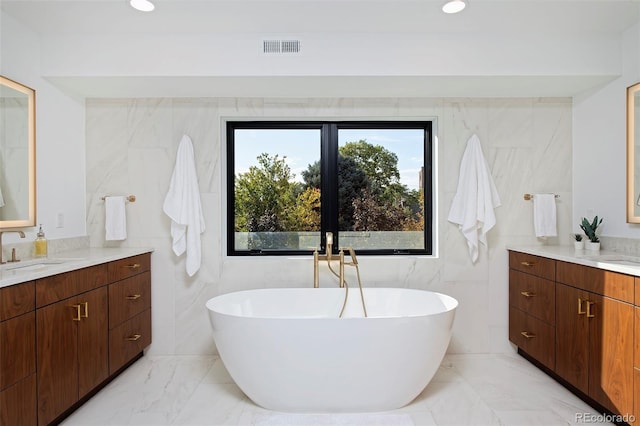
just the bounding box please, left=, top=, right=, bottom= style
left=262, top=40, right=301, bottom=54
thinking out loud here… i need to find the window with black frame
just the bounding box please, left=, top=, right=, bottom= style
left=227, top=121, right=433, bottom=256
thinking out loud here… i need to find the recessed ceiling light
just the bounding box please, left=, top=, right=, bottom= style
left=130, top=0, right=155, bottom=12
left=442, top=0, right=466, bottom=14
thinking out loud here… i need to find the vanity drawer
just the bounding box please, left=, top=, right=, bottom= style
left=509, top=307, right=555, bottom=370
left=109, top=308, right=151, bottom=375
left=108, top=253, right=151, bottom=283
left=36, top=264, right=109, bottom=308
left=556, top=261, right=634, bottom=303
left=509, top=251, right=555, bottom=281
left=108, top=272, right=151, bottom=329
left=509, top=270, right=555, bottom=325
left=0, top=281, right=34, bottom=321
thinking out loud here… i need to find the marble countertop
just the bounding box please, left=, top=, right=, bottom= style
left=507, top=245, right=640, bottom=277
left=0, top=247, right=154, bottom=289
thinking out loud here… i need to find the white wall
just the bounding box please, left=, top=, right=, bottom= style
left=84, top=97, right=573, bottom=356
left=0, top=12, right=86, bottom=243
left=573, top=23, right=640, bottom=238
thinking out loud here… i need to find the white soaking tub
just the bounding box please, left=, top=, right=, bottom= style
left=206, top=287, right=458, bottom=412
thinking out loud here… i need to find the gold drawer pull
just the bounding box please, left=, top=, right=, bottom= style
left=72, top=304, right=82, bottom=321
left=126, top=334, right=142, bottom=341
left=520, top=331, right=536, bottom=339
left=586, top=301, right=595, bottom=318
left=578, top=298, right=586, bottom=315
left=126, top=294, right=142, bottom=300
left=520, top=261, right=536, bottom=267
left=81, top=302, right=89, bottom=318
left=520, top=291, right=536, bottom=298
left=125, top=263, right=141, bottom=270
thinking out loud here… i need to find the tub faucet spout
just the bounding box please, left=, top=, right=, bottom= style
left=313, top=233, right=367, bottom=317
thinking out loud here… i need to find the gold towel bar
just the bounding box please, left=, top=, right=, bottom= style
left=523, top=193, right=559, bottom=201
left=101, top=195, right=136, bottom=202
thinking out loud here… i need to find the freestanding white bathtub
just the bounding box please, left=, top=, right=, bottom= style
left=206, top=287, right=458, bottom=412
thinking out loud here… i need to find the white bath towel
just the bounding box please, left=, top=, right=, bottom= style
left=163, top=135, right=205, bottom=277
left=105, top=196, right=127, bottom=241
left=448, top=134, right=501, bottom=263
left=533, top=193, right=557, bottom=237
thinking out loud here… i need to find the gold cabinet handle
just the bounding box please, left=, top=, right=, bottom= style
left=520, top=261, right=536, bottom=267
left=578, top=298, right=586, bottom=315
left=126, top=334, right=141, bottom=341
left=520, top=331, right=536, bottom=339
left=586, top=301, right=595, bottom=318
left=81, top=302, right=89, bottom=318
left=520, top=291, right=536, bottom=298
left=72, top=304, right=82, bottom=321
left=126, top=294, right=142, bottom=300
left=125, top=264, right=141, bottom=270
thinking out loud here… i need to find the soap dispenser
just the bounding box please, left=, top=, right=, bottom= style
left=34, top=224, right=48, bottom=257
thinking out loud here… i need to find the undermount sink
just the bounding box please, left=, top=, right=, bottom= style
left=6, top=260, right=66, bottom=272
left=3, top=257, right=85, bottom=273
left=585, top=254, right=640, bottom=267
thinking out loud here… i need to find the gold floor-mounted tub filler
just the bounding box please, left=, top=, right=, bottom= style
left=313, top=232, right=368, bottom=318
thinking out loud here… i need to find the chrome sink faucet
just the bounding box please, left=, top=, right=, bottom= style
left=0, top=231, right=26, bottom=264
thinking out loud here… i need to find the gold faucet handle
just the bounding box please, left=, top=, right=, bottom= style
left=345, top=247, right=358, bottom=265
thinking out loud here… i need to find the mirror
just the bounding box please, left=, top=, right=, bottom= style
left=0, top=76, right=35, bottom=228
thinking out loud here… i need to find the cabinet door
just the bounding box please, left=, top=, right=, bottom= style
left=555, top=283, right=589, bottom=394
left=0, top=375, right=36, bottom=426
left=588, top=294, right=634, bottom=416
left=0, top=312, right=35, bottom=391
left=36, top=298, right=79, bottom=426
left=77, top=287, right=109, bottom=399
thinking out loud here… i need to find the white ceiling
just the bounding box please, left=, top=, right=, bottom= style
left=2, top=0, right=640, bottom=98
left=2, top=0, right=639, bottom=36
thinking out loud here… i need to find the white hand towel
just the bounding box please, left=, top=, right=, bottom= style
left=448, top=134, right=501, bottom=263
left=163, top=135, right=205, bottom=277
left=533, top=194, right=557, bottom=237
left=0, top=185, right=5, bottom=208
left=105, top=196, right=127, bottom=241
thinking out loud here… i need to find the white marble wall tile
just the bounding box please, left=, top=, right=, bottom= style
left=489, top=148, right=534, bottom=238
left=85, top=96, right=574, bottom=357
left=171, top=99, right=221, bottom=194
left=85, top=101, right=130, bottom=241
left=440, top=100, right=491, bottom=194
left=217, top=98, right=265, bottom=117
left=488, top=98, right=534, bottom=148
left=126, top=99, right=174, bottom=150
left=531, top=99, right=572, bottom=193
left=396, top=98, right=444, bottom=118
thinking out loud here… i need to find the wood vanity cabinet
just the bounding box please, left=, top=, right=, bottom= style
left=0, top=281, right=36, bottom=426
left=509, top=250, right=636, bottom=423
left=107, top=254, right=152, bottom=375
left=508, top=252, right=556, bottom=370
left=555, top=261, right=634, bottom=417
left=35, top=252, right=152, bottom=426
left=36, top=265, right=109, bottom=426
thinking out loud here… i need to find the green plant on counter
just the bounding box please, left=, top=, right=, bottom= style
left=579, top=216, right=603, bottom=243
left=572, top=233, right=583, bottom=242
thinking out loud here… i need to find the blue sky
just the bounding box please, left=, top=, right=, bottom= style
left=234, top=128, right=424, bottom=191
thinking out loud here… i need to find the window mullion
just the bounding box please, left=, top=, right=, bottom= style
left=321, top=123, right=339, bottom=254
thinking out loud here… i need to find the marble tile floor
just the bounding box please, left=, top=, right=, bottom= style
left=62, top=352, right=613, bottom=426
